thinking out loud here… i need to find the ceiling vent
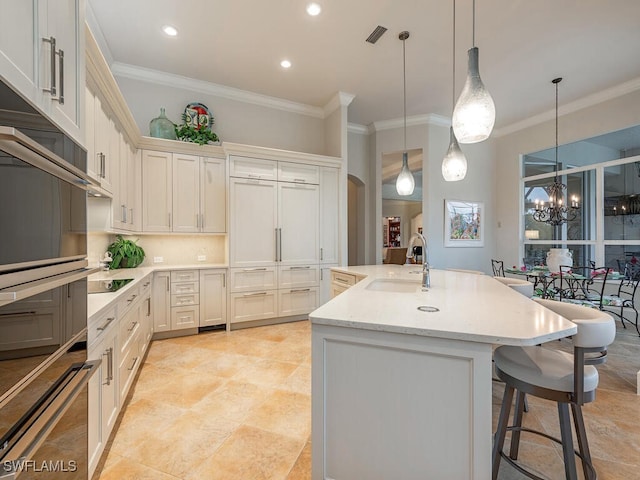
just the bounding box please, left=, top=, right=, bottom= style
left=366, top=26, right=388, bottom=44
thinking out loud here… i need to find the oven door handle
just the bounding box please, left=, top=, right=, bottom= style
left=0, top=360, right=100, bottom=474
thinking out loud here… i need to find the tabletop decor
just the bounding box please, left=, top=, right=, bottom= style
left=149, top=107, right=177, bottom=140
left=175, top=102, right=220, bottom=145
left=444, top=199, right=484, bottom=247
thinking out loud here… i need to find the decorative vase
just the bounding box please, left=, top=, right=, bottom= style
left=149, top=107, right=177, bottom=140
left=546, top=248, right=572, bottom=273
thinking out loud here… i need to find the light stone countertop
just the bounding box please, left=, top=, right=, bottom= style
left=310, top=265, right=577, bottom=346
left=87, top=263, right=227, bottom=320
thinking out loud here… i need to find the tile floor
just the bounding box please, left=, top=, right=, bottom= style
left=95, top=319, right=640, bottom=480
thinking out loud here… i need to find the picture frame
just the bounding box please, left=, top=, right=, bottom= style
left=444, top=199, right=484, bottom=247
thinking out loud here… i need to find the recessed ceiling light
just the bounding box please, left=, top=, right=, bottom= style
left=306, top=3, right=321, bottom=16
left=280, top=60, right=292, bottom=69
left=162, top=25, right=178, bottom=37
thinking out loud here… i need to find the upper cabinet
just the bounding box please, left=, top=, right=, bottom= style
left=140, top=142, right=227, bottom=234
left=0, top=0, right=84, bottom=143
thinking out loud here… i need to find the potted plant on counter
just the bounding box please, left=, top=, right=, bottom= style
left=106, top=235, right=145, bottom=269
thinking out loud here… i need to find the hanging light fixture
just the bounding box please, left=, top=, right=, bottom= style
left=532, top=77, right=580, bottom=226
left=396, top=31, right=415, bottom=196
left=442, top=0, right=468, bottom=181
left=451, top=0, right=495, bottom=144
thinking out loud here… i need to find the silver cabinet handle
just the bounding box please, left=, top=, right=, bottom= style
left=103, top=347, right=113, bottom=385
left=127, top=320, right=138, bottom=332
left=278, top=228, right=283, bottom=262
left=320, top=247, right=323, bottom=261
left=334, top=277, right=350, bottom=284
left=275, top=228, right=279, bottom=262
left=128, top=356, right=139, bottom=371
left=290, top=266, right=311, bottom=270
left=243, top=291, right=267, bottom=297
left=242, top=267, right=267, bottom=271
left=166, top=276, right=170, bottom=292
left=222, top=273, right=226, bottom=288
left=121, top=204, right=127, bottom=223
left=42, top=36, right=57, bottom=97
left=96, top=316, right=115, bottom=332
left=130, top=208, right=134, bottom=225
left=57, top=48, right=64, bottom=104
left=293, top=178, right=306, bottom=183
left=127, top=294, right=137, bottom=303
left=0, top=310, right=37, bottom=318
left=147, top=297, right=151, bottom=316
left=290, top=288, right=311, bottom=293
left=320, top=269, right=323, bottom=280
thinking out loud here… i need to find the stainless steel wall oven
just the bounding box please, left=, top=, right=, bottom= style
left=0, top=80, right=98, bottom=479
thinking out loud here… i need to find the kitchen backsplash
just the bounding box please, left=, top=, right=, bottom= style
left=88, top=232, right=227, bottom=268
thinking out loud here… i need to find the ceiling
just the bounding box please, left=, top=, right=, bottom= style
left=87, top=0, right=640, bottom=130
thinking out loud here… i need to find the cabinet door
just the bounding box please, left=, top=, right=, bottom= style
left=230, top=155, right=277, bottom=180
left=173, top=153, right=200, bottom=233
left=278, top=161, right=319, bottom=184
left=85, top=86, right=98, bottom=181
left=94, top=95, right=113, bottom=193
left=278, top=287, right=318, bottom=317
left=320, top=167, right=340, bottom=264
left=142, top=150, right=172, bottom=232
left=40, top=0, right=82, bottom=139
left=112, top=130, right=127, bottom=230
left=278, top=182, right=319, bottom=265
left=171, top=306, right=199, bottom=330
left=200, top=269, right=227, bottom=327
left=0, top=1, right=38, bottom=103
left=152, top=271, right=171, bottom=332
left=319, top=265, right=337, bottom=305
left=127, top=147, right=142, bottom=231
left=229, top=178, right=278, bottom=267
left=201, top=157, right=226, bottom=233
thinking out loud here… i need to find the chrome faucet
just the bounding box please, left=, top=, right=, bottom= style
left=406, top=232, right=430, bottom=289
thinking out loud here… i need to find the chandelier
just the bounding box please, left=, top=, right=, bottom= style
left=532, top=77, right=579, bottom=226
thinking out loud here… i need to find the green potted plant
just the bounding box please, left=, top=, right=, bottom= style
left=175, top=111, right=219, bottom=145
left=106, top=235, right=145, bottom=269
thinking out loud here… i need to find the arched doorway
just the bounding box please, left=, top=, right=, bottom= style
left=348, top=175, right=365, bottom=266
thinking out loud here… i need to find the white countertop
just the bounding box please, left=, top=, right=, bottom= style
left=310, top=265, right=577, bottom=346
left=87, top=263, right=227, bottom=320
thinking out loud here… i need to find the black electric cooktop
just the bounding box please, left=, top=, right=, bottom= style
left=88, top=278, right=134, bottom=294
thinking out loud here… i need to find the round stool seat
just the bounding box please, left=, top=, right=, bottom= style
left=494, top=345, right=599, bottom=393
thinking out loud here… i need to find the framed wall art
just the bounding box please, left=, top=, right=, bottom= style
left=444, top=199, right=484, bottom=247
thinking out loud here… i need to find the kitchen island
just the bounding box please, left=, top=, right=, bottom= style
left=310, top=265, right=577, bottom=480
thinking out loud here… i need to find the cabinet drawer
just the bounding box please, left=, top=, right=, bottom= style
left=278, top=287, right=319, bottom=317
left=229, top=291, right=278, bottom=323
left=278, top=265, right=319, bottom=288
left=171, top=281, right=199, bottom=295
left=171, top=293, right=199, bottom=307
left=117, top=285, right=140, bottom=318
left=278, top=161, right=319, bottom=184
left=171, top=270, right=199, bottom=282
left=139, top=275, right=152, bottom=297
left=118, top=331, right=141, bottom=403
left=171, top=306, right=199, bottom=330
left=119, top=309, right=140, bottom=354
left=331, top=271, right=358, bottom=286
left=88, top=306, right=117, bottom=346
left=229, top=267, right=277, bottom=293
left=230, top=155, right=277, bottom=180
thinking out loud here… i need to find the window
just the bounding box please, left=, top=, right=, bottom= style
left=522, top=127, right=640, bottom=270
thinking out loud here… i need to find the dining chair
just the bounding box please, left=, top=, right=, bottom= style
left=602, top=261, right=640, bottom=336
left=557, top=265, right=610, bottom=309
left=493, top=299, right=615, bottom=480
left=491, top=259, right=505, bottom=277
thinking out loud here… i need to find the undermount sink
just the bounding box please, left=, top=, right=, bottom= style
left=365, top=278, right=422, bottom=293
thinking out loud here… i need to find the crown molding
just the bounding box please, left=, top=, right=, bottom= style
left=223, top=142, right=342, bottom=167
left=85, top=11, right=114, bottom=67
left=347, top=123, right=371, bottom=135
left=372, top=113, right=450, bottom=132
left=111, top=62, right=327, bottom=119
left=494, top=76, right=640, bottom=138
left=323, top=91, right=356, bottom=116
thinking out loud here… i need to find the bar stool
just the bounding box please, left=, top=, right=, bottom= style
left=492, top=299, right=615, bottom=480
left=493, top=276, right=534, bottom=297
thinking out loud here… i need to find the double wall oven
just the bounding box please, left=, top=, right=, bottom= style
left=0, top=80, right=97, bottom=479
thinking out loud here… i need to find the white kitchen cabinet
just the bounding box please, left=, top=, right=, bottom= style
left=0, top=0, right=84, bottom=143
left=87, top=306, right=118, bottom=479
left=200, top=156, right=226, bottom=232
left=229, top=155, right=277, bottom=180
left=138, top=276, right=153, bottom=354
left=142, top=150, right=173, bottom=232
left=200, top=269, right=227, bottom=327
left=277, top=161, right=319, bottom=184
left=278, top=182, right=319, bottom=265
left=278, top=287, right=319, bottom=317
left=229, top=178, right=278, bottom=267
left=172, top=153, right=200, bottom=233
left=319, top=167, right=340, bottom=265
left=93, top=94, right=114, bottom=193
left=152, top=271, right=171, bottom=333
left=114, top=138, right=141, bottom=231
left=229, top=290, right=278, bottom=324
left=319, top=265, right=337, bottom=305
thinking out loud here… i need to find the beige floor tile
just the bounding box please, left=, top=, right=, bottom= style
left=231, top=357, right=299, bottom=388
left=185, top=425, right=304, bottom=480
left=286, top=441, right=311, bottom=480
left=98, top=453, right=181, bottom=480
left=138, top=370, right=226, bottom=409
left=280, top=364, right=311, bottom=394
left=193, top=379, right=276, bottom=423
left=244, top=390, right=311, bottom=441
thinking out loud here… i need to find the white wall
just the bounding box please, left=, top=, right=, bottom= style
left=114, top=76, right=327, bottom=155
left=494, top=89, right=640, bottom=268
left=347, top=130, right=371, bottom=264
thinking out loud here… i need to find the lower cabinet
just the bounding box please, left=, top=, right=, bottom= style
left=330, top=269, right=364, bottom=299
left=87, top=274, right=153, bottom=478
left=200, top=269, right=227, bottom=327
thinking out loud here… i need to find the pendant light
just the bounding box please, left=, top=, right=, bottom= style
left=396, top=31, right=415, bottom=196
left=442, top=0, right=468, bottom=181
left=532, top=77, right=579, bottom=226
left=451, top=0, right=495, bottom=144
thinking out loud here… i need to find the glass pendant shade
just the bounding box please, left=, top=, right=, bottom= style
left=441, top=127, right=467, bottom=181
left=396, top=152, right=415, bottom=196
left=452, top=47, right=495, bottom=144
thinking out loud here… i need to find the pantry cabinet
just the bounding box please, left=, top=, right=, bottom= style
left=319, top=167, right=340, bottom=265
